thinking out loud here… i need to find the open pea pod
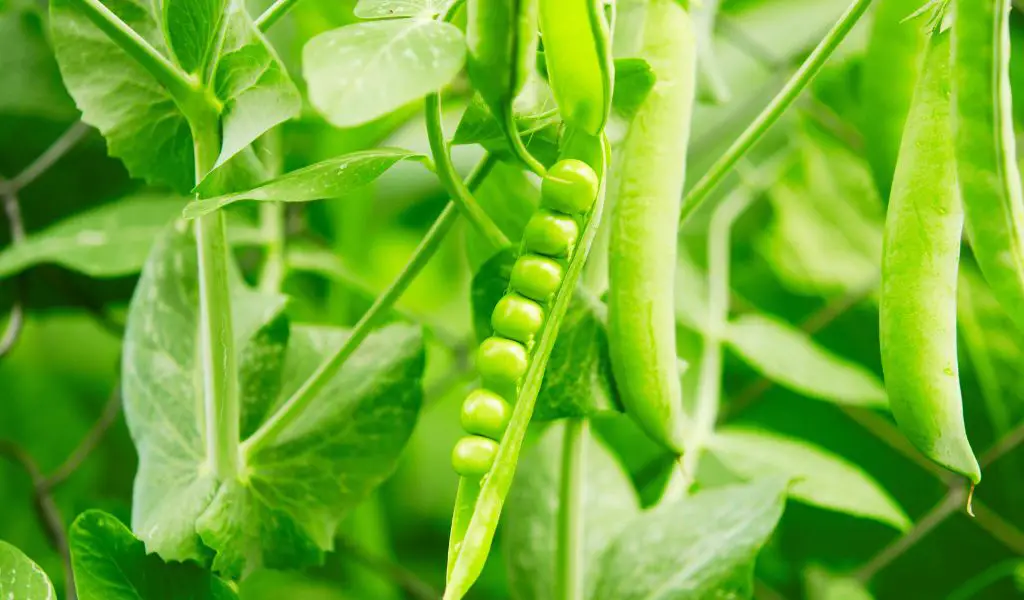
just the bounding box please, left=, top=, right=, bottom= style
left=444, top=132, right=609, bottom=600
left=539, top=0, right=613, bottom=135
left=880, top=25, right=980, bottom=484
left=953, top=0, right=1024, bottom=335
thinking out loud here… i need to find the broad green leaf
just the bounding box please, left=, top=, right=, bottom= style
left=804, top=565, right=874, bottom=600
left=0, top=540, right=55, bottom=600
left=70, top=510, right=237, bottom=599
left=452, top=95, right=560, bottom=147
left=470, top=251, right=618, bottom=419
left=0, top=0, right=76, bottom=118
left=164, top=0, right=227, bottom=74
left=210, top=2, right=301, bottom=170
left=725, top=313, right=888, bottom=409
left=504, top=424, right=640, bottom=600
left=124, top=223, right=426, bottom=575
left=50, top=0, right=194, bottom=191
left=0, top=195, right=185, bottom=278
left=759, top=123, right=883, bottom=296
left=304, top=19, right=466, bottom=127
left=50, top=0, right=298, bottom=192
left=0, top=195, right=263, bottom=278
left=710, top=428, right=910, bottom=531
left=185, top=149, right=428, bottom=216
left=591, top=478, right=788, bottom=600
left=611, top=58, right=656, bottom=120
left=354, top=0, right=445, bottom=19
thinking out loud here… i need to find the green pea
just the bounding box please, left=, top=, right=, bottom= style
left=523, top=210, right=579, bottom=257
left=491, top=293, right=545, bottom=343
left=541, top=159, right=600, bottom=215
left=607, top=0, right=695, bottom=455
left=460, top=389, right=512, bottom=440
left=510, top=254, right=563, bottom=301
left=451, top=435, right=499, bottom=477
left=477, top=336, right=529, bottom=384
left=467, top=0, right=538, bottom=120
left=538, top=0, right=612, bottom=135
left=953, top=0, right=1024, bottom=335
left=881, top=28, right=980, bottom=484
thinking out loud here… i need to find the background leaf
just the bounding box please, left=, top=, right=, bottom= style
left=725, top=313, right=888, bottom=409
left=591, top=478, right=788, bottom=600
left=0, top=540, right=55, bottom=600
left=710, top=428, right=911, bottom=531
left=70, top=510, right=237, bottom=599
left=0, top=0, right=76, bottom=118
left=303, top=19, right=466, bottom=127
left=503, top=424, right=640, bottom=600
left=353, top=0, right=445, bottom=19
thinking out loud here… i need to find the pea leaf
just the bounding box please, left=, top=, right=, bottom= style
left=164, top=0, right=226, bottom=74
left=504, top=424, right=640, bottom=600
left=725, top=313, right=888, bottom=409
left=70, top=510, right=237, bottom=599
left=710, top=428, right=911, bottom=531
left=759, top=123, right=883, bottom=296
left=0, top=540, right=55, bottom=600
left=452, top=95, right=560, bottom=147
left=0, top=0, right=76, bottom=118
left=124, top=223, right=425, bottom=575
left=0, top=195, right=185, bottom=278
left=50, top=0, right=299, bottom=192
left=354, top=0, right=446, bottom=19
left=470, top=251, right=619, bottom=419
left=185, top=149, right=429, bottom=217
left=0, top=195, right=264, bottom=278
left=611, top=58, right=656, bottom=120
left=591, top=478, right=788, bottom=600
left=304, top=19, right=465, bottom=128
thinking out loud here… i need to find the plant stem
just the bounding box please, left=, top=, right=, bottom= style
left=244, top=154, right=498, bottom=454
left=555, top=419, right=587, bottom=600
left=681, top=186, right=755, bottom=488
left=192, top=117, right=240, bottom=479
left=678, top=0, right=872, bottom=224
left=66, top=0, right=201, bottom=109
left=258, top=203, right=286, bottom=293
left=425, top=93, right=511, bottom=250
left=255, top=0, right=300, bottom=31
left=502, top=109, right=547, bottom=177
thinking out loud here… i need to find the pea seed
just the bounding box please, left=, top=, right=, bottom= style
left=541, top=159, right=599, bottom=214
left=451, top=435, right=499, bottom=477
left=460, top=389, right=512, bottom=440
left=491, top=293, right=545, bottom=343
left=523, top=210, right=579, bottom=257
left=477, top=337, right=529, bottom=384
left=510, top=254, right=563, bottom=301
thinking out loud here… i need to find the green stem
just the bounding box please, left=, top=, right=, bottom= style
left=425, top=93, right=511, bottom=250
left=255, top=0, right=301, bottom=31
left=67, top=0, right=204, bottom=112
left=678, top=0, right=872, bottom=224
left=555, top=419, right=587, bottom=600
left=502, top=108, right=547, bottom=177
left=192, top=119, right=240, bottom=479
left=258, top=203, right=286, bottom=293
left=680, top=186, right=754, bottom=490
left=243, top=155, right=498, bottom=454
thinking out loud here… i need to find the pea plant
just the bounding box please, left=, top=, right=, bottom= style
left=4, top=0, right=1024, bottom=598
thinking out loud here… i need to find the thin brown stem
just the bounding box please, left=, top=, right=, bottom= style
left=3, top=123, right=91, bottom=194
left=0, top=185, right=27, bottom=358
left=43, top=386, right=122, bottom=490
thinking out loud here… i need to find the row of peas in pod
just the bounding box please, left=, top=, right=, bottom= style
left=451, top=158, right=601, bottom=477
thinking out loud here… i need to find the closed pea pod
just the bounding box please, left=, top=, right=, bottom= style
left=880, top=27, right=981, bottom=483
left=538, top=0, right=613, bottom=135
left=607, top=0, right=696, bottom=455
left=953, top=0, right=1024, bottom=334
left=466, top=0, right=537, bottom=117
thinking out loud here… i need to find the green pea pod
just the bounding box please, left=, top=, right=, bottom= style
left=466, top=0, right=538, bottom=119
left=444, top=135, right=608, bottom=600
left=607, top=0, right=695, bottom=455
left=538, top=0, right=613, bottom=135
left=953, top=0, right=1024, bottom=335
left=862, top=0, right=928, bottom=198
left=880, top=28, right=981, bottom=484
